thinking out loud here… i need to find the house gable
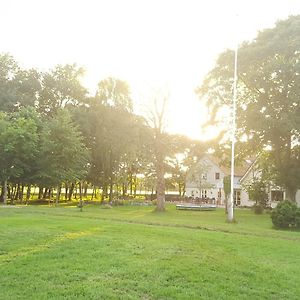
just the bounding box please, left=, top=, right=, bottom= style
left=186, top=155, right=226, bottom=189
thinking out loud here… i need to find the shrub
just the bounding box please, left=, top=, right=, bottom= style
left=295, top=209, right=300, bottom=228
left=271, top=201, right=297, bottom=228
left=151, top=199, right=157, bottom=206
left=253, top=204, right=264, bottom=214
left=245, top=178, right=268, bottom=211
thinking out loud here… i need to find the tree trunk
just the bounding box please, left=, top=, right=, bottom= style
left=0, top=183, right=4, bottom=203
left=38, top=186, right=43, bottom=200
left=19, top=184, right=24, bottom=203
left=65, top=183, right=69, bottom=201
left=26, top=185, right=31, bottom=203
left=55, top=186, right=61, bottom=206
left=68, top=183, right=75, bottom=201
left=83, top=182, right=88, bottom=198
left=156, top=159, right=165, bottom=211
left=91, top=186, right=95, bottom=200
left=79, top=181, right=83, bottom=211
left=116, top=184, right=119, bottom=198
left=101, top=184, right=107, bottom=203
left=43, top=188, right=48, bottom=200
left=74, top=186, right=77, bottom=199
left=134, top=175, right=137, bottom=197
left=225, top=197, right=228, bottom=214
left=122, top=184, right=126, bottom=200
left=3, top=180, right=8, bottom=205
left=109, top=178, right=113, bottom=203
left=178, top=183, right=182, bottom=197
left=11, top=184, right=16, bottom=204
left=130, top=172, right=133, bottom=195
left=7, top=185, right=11, bottom=202
left=151, top=187, right=154, bottom=200
left=16, top=184, right=21, bottom=201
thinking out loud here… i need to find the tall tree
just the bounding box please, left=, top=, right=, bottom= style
left=74, top=95, right=145, bottom=202
left=0, top=53, right=40, bottom=111
left=147, top=90, right=169, bottom=211
left=197, top=15, right=300, bottom=201
left=95, top=77, right=133, bottom=112
left=38, top=64, right=87, bottom=116
left=36, top=110, right=89, bottom=204
left=0, top=109, right=39, bottom=204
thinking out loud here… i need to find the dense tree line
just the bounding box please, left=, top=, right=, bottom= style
left=0, top=53, right=204, bottom=209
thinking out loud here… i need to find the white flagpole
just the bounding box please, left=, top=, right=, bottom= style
left=228, top=38, right=238, bottom=222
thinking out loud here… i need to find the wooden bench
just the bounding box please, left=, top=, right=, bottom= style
left=176, top=204, right=217, bottom=211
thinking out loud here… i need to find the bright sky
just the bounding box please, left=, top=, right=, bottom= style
left=1, top=0, right=300, bottom=139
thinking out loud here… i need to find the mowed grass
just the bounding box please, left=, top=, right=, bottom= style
left=0, top=205, right=300, bottom=299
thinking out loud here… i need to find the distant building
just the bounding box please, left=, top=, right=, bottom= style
left=185, top=155, right=300, bottom=207
left=239, top=160, right=300, bottom=207
left=185, top=155, right=251, bottom=206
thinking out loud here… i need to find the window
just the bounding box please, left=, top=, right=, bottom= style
left=201, top=173, right=207, bottom=180
left=215, top=172, right=220, bottom=180
left=271, top=191, right=283, bottom=202
left=234, top=190, right=241, bottom=206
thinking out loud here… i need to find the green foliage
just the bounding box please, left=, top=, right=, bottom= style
left=38, top=64, right=87, bottom=116
left=245, top=178, right=269, bottom=212
left=0, top=53, right=40, bottom=111
left=0, top=53, right=205, bottom=205
left=271, top=200, right=298, bottom=228
left=37, top=110, right=89, bottom=186
left=223, top=175, right=231, bottom=199
left=0, top=109, right=39, bottom=182
left=295, top=209, right=300, bottom=228
left=95, top=77, right=133, bottom=112
left=197, top=16, right=300, bottom=200
left=253, top=204, right=264, bottom=214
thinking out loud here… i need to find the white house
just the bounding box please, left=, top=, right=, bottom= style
left=185, top=155, right=252, bottom=206
left=239, top=160, right=300, bottom=207
left=186, top=155, right=300, bottom=207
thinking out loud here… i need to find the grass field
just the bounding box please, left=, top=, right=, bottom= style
left=0, top=205, right=300, bottom=299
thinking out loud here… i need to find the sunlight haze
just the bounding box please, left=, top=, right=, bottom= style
left=1, top=0, right=300, bottom=139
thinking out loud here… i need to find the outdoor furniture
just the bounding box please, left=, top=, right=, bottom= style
left=176, top=204, right=217, bottom=211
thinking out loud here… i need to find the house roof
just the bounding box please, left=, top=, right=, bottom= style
left=239, top=157, right=259, bottom=183
left=205, top=154, right=254, bottom=177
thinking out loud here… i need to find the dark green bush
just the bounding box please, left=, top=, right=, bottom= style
left=295, top=209, right=300, bottom=228
left=253, top=204, right=264, bottom=214
left=271, top=201, right=297, bottom=228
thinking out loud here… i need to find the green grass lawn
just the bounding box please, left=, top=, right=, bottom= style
left=0, top=205, right=300, bottom=299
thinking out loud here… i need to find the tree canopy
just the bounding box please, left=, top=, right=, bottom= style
left=196, top=15, right=300, bottom=201
left=0, top=53, right=205, bottom=205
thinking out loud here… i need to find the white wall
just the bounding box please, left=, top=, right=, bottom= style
left=296, top=190, right=300, bottom=207
left=185, top=157, right=230, bottom=204
left=240, top=189, right=253, bottom=207
left=239, top=166, right=261, bottom=206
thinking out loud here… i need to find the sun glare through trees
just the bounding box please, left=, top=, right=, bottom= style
left=1, top=1, right=300, bottom=299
